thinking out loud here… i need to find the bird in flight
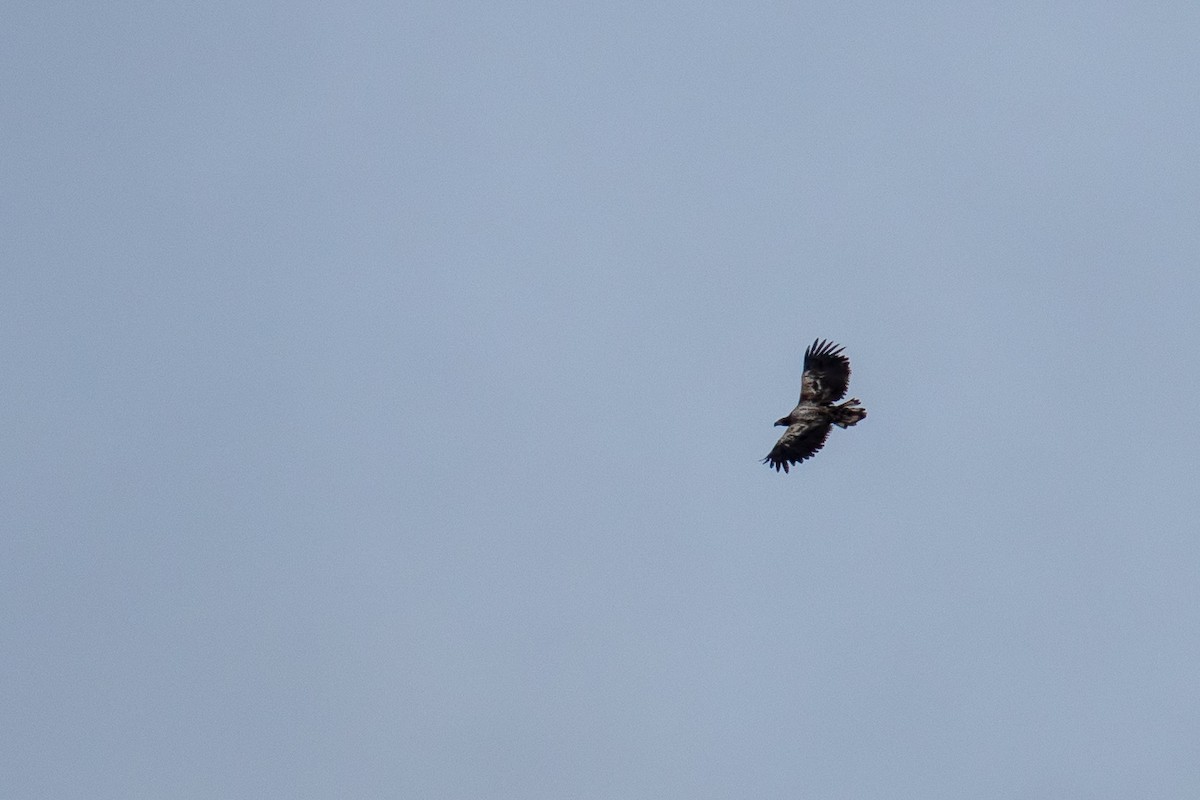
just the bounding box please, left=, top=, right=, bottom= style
left=763, top=339, right=866, bottom=472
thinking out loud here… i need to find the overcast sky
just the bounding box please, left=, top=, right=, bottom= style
left=5, top=3, right=1200, bottom=798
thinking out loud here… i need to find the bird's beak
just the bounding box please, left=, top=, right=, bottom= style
left=774, top=418, right=788, bottom=427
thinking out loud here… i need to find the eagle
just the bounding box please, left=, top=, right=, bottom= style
left=763, top=339, right=866, bottom=472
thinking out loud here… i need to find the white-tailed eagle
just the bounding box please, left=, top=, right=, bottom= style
left=763, top=339, right=866, bottom=472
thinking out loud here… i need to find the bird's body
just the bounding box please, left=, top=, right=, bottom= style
left=763, top=339, right=866, bottom=472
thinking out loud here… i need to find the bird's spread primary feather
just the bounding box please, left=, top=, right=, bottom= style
left=763, top=339, right=866, bottom=472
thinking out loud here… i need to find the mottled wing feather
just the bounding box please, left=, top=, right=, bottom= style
left=761, top=421, right=831, bottom=473
left=799, top=338, right=852, bottom=404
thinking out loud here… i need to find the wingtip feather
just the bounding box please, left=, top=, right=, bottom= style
left=804, top=338, right=846, bottom=361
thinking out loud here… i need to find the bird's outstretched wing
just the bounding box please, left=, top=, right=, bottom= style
left=799, top=339, right=851, bottom=404
left=761, top=421, right=832, bottom=473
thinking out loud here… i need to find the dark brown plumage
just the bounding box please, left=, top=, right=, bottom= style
left=763, top=339, right=866, bottom=472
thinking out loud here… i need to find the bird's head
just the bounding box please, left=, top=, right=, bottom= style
left=774, top=417, right=790, bottom=427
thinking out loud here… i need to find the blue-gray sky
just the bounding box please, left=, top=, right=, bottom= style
left=5, top=3, right=1200, bottom=797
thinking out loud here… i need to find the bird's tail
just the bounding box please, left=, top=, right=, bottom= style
left=831, top=398, right=866, bottom=428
